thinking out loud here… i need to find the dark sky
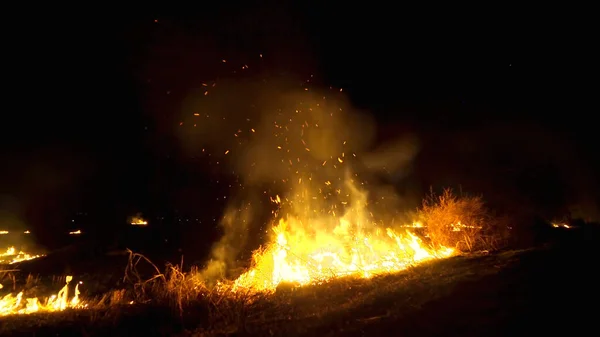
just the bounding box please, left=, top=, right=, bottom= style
left=0, top=3, right=597, bottom=238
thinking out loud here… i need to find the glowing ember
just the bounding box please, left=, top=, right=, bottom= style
left=0, top=247, right=44, bottom=265
left=0, top=231, right=8, bottom=235
left=68, top=230, right=82, bottom=235
left=0, top=276, right=85, bottom=316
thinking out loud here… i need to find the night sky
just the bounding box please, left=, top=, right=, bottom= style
left=1, top=4, right=597, bottom=248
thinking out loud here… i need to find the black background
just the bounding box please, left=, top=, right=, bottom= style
left=0, top=3, right=596, bottom=252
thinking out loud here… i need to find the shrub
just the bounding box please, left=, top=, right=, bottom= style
left=417, top=189, right=510, bottom=252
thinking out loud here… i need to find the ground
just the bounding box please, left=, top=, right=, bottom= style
left=1, top=228, right=598, bottom=337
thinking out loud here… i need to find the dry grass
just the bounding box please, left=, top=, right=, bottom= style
left=416, top=188, right=510, bottom=252
left=0, top=267, right=16, bottom=290
left=1, top=189, right=517, bottom=335
left=121, top=249, right=262, bottom=332
left=4, top=246, right=578, bottom=337
left=116, top=189, right=512, bottom=333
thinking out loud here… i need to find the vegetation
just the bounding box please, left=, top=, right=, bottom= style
left=2, top=241, right=596, bottom=337
left=5, top=190, right=595, bottom=336
left=0, top=249, right=522, bottom=336
left=416, top=189, right=511, bottom=252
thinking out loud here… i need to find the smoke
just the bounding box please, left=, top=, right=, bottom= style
left=199, top=190, right=261, bottom=281
left=0, top=195, right=24, bottom=230
left=360, top=135, right=420, bottom=181
left=178, top=76, right=421, bottom=280
left=0, top=147, right=95, bottom=251
left=179, top=77, right=378, bottom=179
left=0, top=195, right=37, bottom=254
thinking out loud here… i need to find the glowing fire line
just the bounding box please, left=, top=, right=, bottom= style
left=0, top=247, right=44, bottom=265
left=130, top=215, right=148, bottom=226
left=0, top=276, right=85, bottom=316
left=230, top=217, right=455, bottom=293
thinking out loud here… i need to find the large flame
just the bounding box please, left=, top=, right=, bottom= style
left=232, top=218, right=454, bottom=292
left=184, top=84, right=462, bottom=293
left=0, top=276, right=85, bottom=316
left=229, top=177, right=455, bottom=293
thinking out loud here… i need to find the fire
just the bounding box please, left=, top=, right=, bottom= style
left=0, top=276, right=85, bottom=316
left=229, top=178, right=455, bottom=293
left=0, top=247, right=44, bottom=265
left=182, top=85, right=465, bottom=293
left=68, top=230, right=82, bottom=235
left=450, top=221, right=482, bottom=232
left=232, top=217, right=454, bottom=292
left=130, top=217, right=148, bottom=226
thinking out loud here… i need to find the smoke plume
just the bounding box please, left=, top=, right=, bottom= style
left=178, top=76, right=420, bottom=280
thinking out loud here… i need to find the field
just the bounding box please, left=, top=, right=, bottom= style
left=2, top=226, right=597, bottom=337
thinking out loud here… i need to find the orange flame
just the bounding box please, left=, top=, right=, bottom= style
left=0, top=247, right=44, bottom=265
left=227, top=177, right=455, bottom=293
left=0, top=276, right=85, bottom=316
left=130, top=216, right=148, bottom=226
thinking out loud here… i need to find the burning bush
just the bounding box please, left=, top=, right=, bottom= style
left=417, top=189, right=510, bottom=252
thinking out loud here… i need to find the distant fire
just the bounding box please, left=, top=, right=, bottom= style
left=0, top=247, right=44, bottom=265
left=130, top=216, right=148, bottom=226
left=69, top=230, right=82, bottom=235
left=0, top=231, right=8, bottom=235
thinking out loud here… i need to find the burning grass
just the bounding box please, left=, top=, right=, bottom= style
left=0, top=189, right=510, bottom=320
left=1, top=248, right=536, bottom=337
left=0, top=270, right=135, bottom=319
left=196, top=186, right=503, bottom=294
left=129, top=214, right=148, bottom=226
left=0, top=186, right=516, bottom=336
left=107, top=189, right=510, bottom=333
left=0, top=276, right=84, bottom=316
left=0, top=247, right=44, bottom=265
left=4, top=224, right=593, bottom=337
left=222, top=188, right=509, bottom=293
